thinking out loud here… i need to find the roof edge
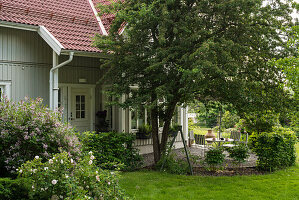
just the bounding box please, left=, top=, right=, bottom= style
left=0, top=20, right=38, bottom=31
left=38, top=26, right=64, bottom=55
left=87, top=0, right=108, bottom=36
left=61, top=49, right=111, bottom=58
left=0, top=21, right=63, bottom=55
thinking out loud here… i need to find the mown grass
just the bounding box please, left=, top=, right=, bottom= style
left=119, top=143, right=299, bottom=200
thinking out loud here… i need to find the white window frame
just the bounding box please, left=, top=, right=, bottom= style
left=130, top=107, right=148, bottom=132
left=0, top=81, right=11, bottom=100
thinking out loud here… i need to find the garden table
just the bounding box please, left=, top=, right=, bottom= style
left=205, top=138, right=234, bottom=146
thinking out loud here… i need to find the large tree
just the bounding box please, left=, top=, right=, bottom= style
left=94, top=0, right=294, bottom=163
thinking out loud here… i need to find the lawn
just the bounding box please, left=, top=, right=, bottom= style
left=119, top=143, right=299, bottom=200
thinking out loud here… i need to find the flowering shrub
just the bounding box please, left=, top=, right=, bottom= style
left=0, top=97, right=80, bottom=176
left=18, top=152, right=128, bottom=200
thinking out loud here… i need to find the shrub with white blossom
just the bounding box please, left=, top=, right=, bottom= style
left=0, top=97, right=81, bottom=176
left=18, top=151, right=128, bottom=200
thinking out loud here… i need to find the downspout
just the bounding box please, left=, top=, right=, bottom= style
left=49, top=52, right=74, bottom=110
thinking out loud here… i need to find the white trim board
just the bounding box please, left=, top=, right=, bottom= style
left=0, top=81, right=12, bottom=100
left=38, top=26, right=64, bottom=55
left=0, top=21, right=64, bottom=55
left=88, top=0, right=108, bottom=36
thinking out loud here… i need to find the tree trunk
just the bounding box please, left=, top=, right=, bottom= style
left=160, top=101, right=178, bottom=155
left=151, top=96, right=160, bottom=163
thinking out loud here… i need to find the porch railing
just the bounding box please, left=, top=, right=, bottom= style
left=133, top=132, right=183, bottom=147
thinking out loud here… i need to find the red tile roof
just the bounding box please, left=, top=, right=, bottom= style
left=92, top=0, right=117, bottom=33
left=0, top=0, right=114, bottom=53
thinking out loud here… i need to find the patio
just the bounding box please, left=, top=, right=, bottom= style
left=141, top=146, right=258, bottom=175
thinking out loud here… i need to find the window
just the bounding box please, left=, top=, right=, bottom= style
left=131, top=106, right=147, bottom=130
left=75, top=95, right=86, bottom=119
left=0, top=86, right=3, bottom=100
left=0, top=82, right=11, bottom=101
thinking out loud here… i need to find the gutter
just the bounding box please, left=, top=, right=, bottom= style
left=49, top=52, right=74, bottom=110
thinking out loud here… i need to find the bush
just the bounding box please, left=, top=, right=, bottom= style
left=19, top=152, right=128, bottom=200
left=222, top=111, right=240, bottom=129
left=0, top=97, right=81, bottom=176
left=205, top=147, right=225, bottom=170
left=227, top=144, right=250, bottom=165
left=249, top=127, right=297, bottom=171
left=243, top=111, right=280, bottom=134
left=157, top=151, right=190, bottom=175
left=80, top=131, right=142, bottom=171
left=0, top=178, right=30, bottom=200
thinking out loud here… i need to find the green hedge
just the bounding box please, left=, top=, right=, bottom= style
left=79, top=131, right=143, bottom=171
left=0, top=178, right=30, bottom=200
left=249, top=127, right=297, bottom=171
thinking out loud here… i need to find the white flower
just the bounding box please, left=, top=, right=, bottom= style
left=35, top=156, right=39, bottom=159
left=111, top=172, right=114, bottom=175
left=41, top=188, right=44, bottom=191
left=90, top=155, right=95, bottom=160
left=33, top=169, right=37, bottom=173
left=51, top=180, right=58, bottom=185
left=108, top=182, right=111, bottom=185
left=70, top=158, right=74, bottom=163
left=19, top=169, right=22, bottom=173
left=49, top=159, right=53, bottom=164
left=96, top=175, right=100, bottom=181
left=65, top=175, right=69, bottom=178
left=96, top=171, right=98, bottom=174
left=44, top=167, right=48, bottom=170
left=32, top=185, right=34, bottom=189
left=89, top=160, right=93, bottom=165
left=88, top=151, right=93, bottom=155
left=60, top=159, right=63, bottom=164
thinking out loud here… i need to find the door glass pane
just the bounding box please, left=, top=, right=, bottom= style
left=76, top=111, right=80, bottom=118
left=76, top=95, right=80, bottom=103
left=81, top=111, right=85, bottom=118
left=75, top=95, right=86, bottom=119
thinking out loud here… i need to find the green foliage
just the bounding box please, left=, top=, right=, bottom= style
left=249, top=127, right=297, bottom=171
left=227, top=144, right=250, bottom=164
left=0, top=97, right=80, bottom=177
left=19, top=152, right=128, bottom=200
left=243, top=111, right=281, bottom=134
left=205, top=147, right=225, bottom=170
left=222, top=111, right=240, bottom=129
left=0, top=178, right=30, bottom=200
left=80, top=131, right=142, bottom=171
left=136, top=124, right=152, bottom=139
left=95, top=0, right=294, bottom=162
left=156, top=152, right=190, bottom=175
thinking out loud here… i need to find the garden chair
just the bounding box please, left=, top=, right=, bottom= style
left=194, top=134, right=212, bottom=156
left=189, top=130, right=195, bottom=147
left=222, top=131, right=241, bottom=148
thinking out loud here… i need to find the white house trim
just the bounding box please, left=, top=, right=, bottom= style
left=0, top=21, right=64, bottom=55
left=59, top=83, right=96, bottom=131
left=0, top=20, right=38, bottom=31
left=38, top=26, right=64, bottom=55
left=0, top=81, right=11, bottom=100
left=88, top=0, right=108, bottom=36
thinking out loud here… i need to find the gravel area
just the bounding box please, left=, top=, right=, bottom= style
left=141, top=145, right=258, bottom=169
